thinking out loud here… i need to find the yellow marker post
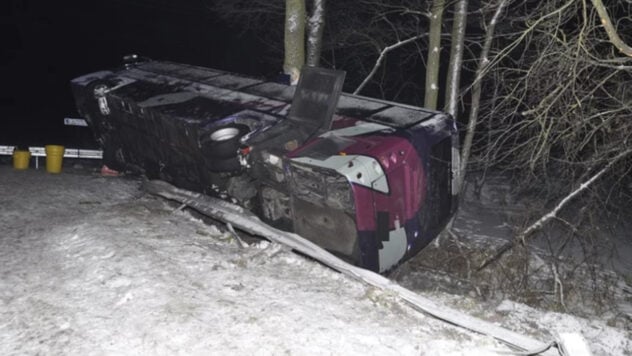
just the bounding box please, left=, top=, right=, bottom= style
left=45, top=145, right=65, bottom=173
left=12, top=150, right=31, bottom=170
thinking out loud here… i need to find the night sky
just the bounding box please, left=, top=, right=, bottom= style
left=1, top=0, right=277, bottom=147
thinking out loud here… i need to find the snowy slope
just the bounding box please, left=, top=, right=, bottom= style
left=0, top=165, right=629, bottom=355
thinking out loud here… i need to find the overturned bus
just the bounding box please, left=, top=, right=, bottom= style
left=71, top=58, right=459, bottom=273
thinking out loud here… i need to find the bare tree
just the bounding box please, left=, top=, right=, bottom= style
left=474, top=0, right=632, bottom=185
left=467, top=0, right=632, bottom=270
left=456, top=0, right=507, bottom=193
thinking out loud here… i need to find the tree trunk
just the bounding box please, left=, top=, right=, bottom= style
left=306, top=0, right=325, bottom=67
left=444, top=0, right=468, bottom=118
left=456, top=0, right=507, bottom=193
left=284, top=0, right=306, bottom=84
left=424, top=0, right=445, bottom=110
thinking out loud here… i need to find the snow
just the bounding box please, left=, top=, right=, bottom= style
left=0, top=166, right=508, bottom=355
left=126, top=69, right=285, bottom=109
left=494, top=300, right=629, bottom=355
left=205, top=74, right=262, bottom=91
left=368, top=106, right=435, bottom=128
left=1, top=165, right=629, bottom=355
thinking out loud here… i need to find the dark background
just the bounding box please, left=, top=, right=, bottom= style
left=1, top=0, right=277, bottom=148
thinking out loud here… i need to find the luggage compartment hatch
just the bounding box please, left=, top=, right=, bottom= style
left=288, top=67, right=346, bottom=134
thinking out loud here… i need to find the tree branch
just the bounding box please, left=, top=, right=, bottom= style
left=590, top=0, right=632, bottom=57
left=478, top=148, right=632, bottom=271
left=353, top=34, right=426, bottom=95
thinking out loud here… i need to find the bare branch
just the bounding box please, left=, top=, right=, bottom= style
left=590, top=0, right=632, bottom=57
left=478, top=148, right=632, bottom=271
left=353, top=34, right=427, bottom=95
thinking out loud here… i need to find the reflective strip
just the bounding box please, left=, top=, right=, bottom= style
left=64, top=118, right=89, bottom=127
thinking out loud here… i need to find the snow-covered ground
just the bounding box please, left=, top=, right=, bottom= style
left=0, top=165, right=629, bottom=355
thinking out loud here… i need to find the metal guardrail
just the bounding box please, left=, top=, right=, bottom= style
left=1, top=145, right=103, bottom=169
left=0, top=145, right=103, bottom=159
